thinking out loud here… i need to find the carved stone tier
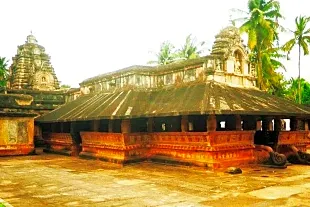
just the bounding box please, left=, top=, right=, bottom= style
left=149, top=131, right=255, bottom=168
left=278, top=131, right=310, bottom=152
left=0, top=117, right=34, bottom=156
left=43, top=133, right=74, bottom=156
left=79, top=132, right=149, bottom=164
left=78, top=131, right=255, bottom=168
left=276, top=131, right=310, bottom=165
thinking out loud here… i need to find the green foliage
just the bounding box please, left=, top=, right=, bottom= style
left=0, top=57, right=9, bottom=87
left=60, top=84, right=71, bottom=89
left=282, top=15, right=310, bottom=104
left=285, top=78, right=310, bottom=105
left=237, top=0, right=283, bottom=90
left=148, top=41, right=177, bottom=65
left=148, top=35, right=205, bottom=65
left=176, top=34, right=205, bottom=60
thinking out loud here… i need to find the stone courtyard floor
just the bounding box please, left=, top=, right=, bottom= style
left=1, top=151, right=310, bottom=207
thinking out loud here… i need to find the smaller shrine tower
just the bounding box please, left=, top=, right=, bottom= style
left=8, top=33, right=60, bottom=91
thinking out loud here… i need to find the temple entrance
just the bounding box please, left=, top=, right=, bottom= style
left=254, top=118, right=281, bottom=150
left=70, top=121, right=91, bottom=155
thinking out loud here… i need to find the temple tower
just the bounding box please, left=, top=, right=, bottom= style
left=8, top=34, right=60, bottom=91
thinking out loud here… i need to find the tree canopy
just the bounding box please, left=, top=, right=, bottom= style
left=282, top=15, right=310, bottom=103
left=0, top=57, right=9, bottom=87
left=238, top=0, right=283, bottom=90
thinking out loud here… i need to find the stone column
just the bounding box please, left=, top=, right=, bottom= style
left=290, top=117, right=297, bottom=131
left=235, top=115, right=242, bottom=131
left=70, top=122, right=81, bottom=156
left=108, top=120, right=113, bottom=133
left=92, top=120, right=100, bottom=132
left=297, top=119, right=305, bottom=130
left=274, top=118, right=282, bottom=132
left=207, top=114, right=217, bottom=131
left=262, top=118, right=273, bottom=131
left=121, top=119, right=131, bottom=133
left=305, top=120, right=309, bottom=131
left=181, top=115, right=189, bottom=132
left=256, top=120, right=262, bottom=131
left=51, top=123, right=57, bottom=133
left=60, top=122, right=64, bottom=133
left=147, top=117, right=154, bottom=133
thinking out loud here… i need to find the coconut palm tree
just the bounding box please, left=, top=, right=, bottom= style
left=236, top=0, right=283, bottom=90
left=282, top=15, right=310, bottom=104
left=177, top=34, right=205, bottom=60
left=0, top=57, right=8, bottom=87
left=148, top=41, right=177, bottom=65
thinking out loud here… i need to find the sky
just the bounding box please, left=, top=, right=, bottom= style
left=0, top=0, right=309, bottom=87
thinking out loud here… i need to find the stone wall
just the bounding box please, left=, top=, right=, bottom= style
left=0, top=117, right=34, bottom=156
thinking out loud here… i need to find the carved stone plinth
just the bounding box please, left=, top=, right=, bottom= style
left=79, top=132, right=149, bottom=164
left=276, top=131, right=310, bottom=164
left=277, top=131, right=310, bottom=152
left=149, top=131, right=255, bottom=168
left=43, top=133, right=74, bottom=156
left=79, top=131, right=256, bottom=169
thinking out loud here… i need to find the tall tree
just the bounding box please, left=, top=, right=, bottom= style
left=177, top=34, right=205, bottom=60
left=0, top=57, right=9, bottom=87
left=285, top=78, right=310, bottom=105
left=237, top=0, right=283, bottom=90
left=282, top=16, right=310, bottom=104
left=148, top=41, right=177, bottom=65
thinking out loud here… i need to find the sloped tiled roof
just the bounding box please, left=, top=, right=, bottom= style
left=36, top=81, right=310, bottom=123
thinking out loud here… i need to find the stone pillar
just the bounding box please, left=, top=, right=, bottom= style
left=290, top=117, right=297, bottom=131
left=60, top=122, right=64, bottom=133
left=305, top=120, right=309, bottom=131
left=147, top=117, right=154, bottom=133
left=297, top=119, right=305, bottom=130
left=70, top=122, right=81, bottom=156
left=108, top=120, right=113, bottom=133
left=51, top=123, right=57, bottom=133
left=181, top=115, right=189, bottom=132
left=207, top=114, right=217, bottom=131
left=92, top=120, right=100, bottom=132
left=256, top=120, right=262, bottom=131
left=121, top=119, right=131, bottom=133
left=235, top=115, right=242, bottom=131
left=274, top=118, right=282, bottom=132
left=262, top=118, right=273, bottom=131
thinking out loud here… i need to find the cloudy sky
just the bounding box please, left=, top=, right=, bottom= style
left=0, top=0, right=309, bottom=87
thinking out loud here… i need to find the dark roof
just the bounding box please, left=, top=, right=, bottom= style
left=36, top=81, right=310, bottom=123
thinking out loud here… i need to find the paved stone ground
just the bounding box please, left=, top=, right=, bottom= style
left=1, top=151, right=310, bottom=207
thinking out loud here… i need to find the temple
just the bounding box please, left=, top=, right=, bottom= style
left=8, top=33, right=60, bottom=91
left=0, top=33, right=67, bottom=149
left=35, top=26, right=310, bottom=168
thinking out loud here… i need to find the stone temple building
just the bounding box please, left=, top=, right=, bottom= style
left=8, top=34, right=60, bottom=91
left=0, top=34, right=68, bottom=149
left=36, top=26, right=310, bottom=168
left=3, top=33, right=65, bottom=117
